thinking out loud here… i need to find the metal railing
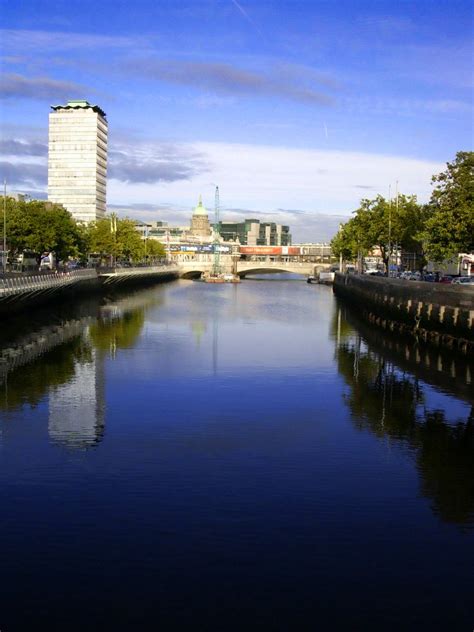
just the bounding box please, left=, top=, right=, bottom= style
left=99, top=263, right=179, bottom=276
left=0, top=269, right=97, bottom=298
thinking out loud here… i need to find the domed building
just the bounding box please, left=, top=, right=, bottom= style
left=190, top=195, right=211, bottom=238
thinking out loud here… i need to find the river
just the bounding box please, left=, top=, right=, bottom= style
left=0, top=277, right=472, bottom=631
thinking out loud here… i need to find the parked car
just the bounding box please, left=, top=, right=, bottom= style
left=40, top=252, right=56, bottom=271
left=65, top=260, right=81, bottom=270
left=400, top=271, right=414, bottom=280
left=368, top=270, right=385, bottom=276
left=452, top=276, right=474, bottom=285
left=438, top=275, right=454, bottom=284
left=422, top=273, right=436, bottom=282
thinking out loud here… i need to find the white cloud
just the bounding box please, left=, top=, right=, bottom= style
left=0, top=29, right=141, bottom=54
left=108, top=140, right=443, bottom=219
left=5, top=132, right=444, bottom=241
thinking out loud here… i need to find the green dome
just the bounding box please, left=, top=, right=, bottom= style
left=193, top=195, right=208, bottom=217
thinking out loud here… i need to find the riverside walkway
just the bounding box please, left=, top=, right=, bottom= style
left=0, top=269, right=97, bottom=299
left=0, top=265, right=180, bottom=315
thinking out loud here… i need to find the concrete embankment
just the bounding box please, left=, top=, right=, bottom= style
left=0, top=266, right=179, bottom=317
left=333, top=273, right=474, bottom=352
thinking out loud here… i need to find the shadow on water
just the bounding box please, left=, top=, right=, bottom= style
left=332, top=300, right=474, bottom=527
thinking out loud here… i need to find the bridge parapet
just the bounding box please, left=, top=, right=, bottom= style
left=98, top=264, right=180, bottom=285
left=177, top=259, right=332, bottom=277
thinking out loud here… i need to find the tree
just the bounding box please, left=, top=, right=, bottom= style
left=333, top=193, right=426, bottom=273
left=86, top=217, right=149, bottom=263
left=87, top=218, right=117, bottom=261
left=144, top=238, right=166, bottom=261
left=422, top=151, right=474, bottom=261
left=116, top=219, right=144, bottom=261
left=330, top=216, right=367, bottom=264
left=1, top=197, right=83, bottom=263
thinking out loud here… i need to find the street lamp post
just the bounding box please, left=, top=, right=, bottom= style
left=388, top=184, right=392, bottom=276
left=3, top=179, right=6, bottom=276
left=338, top=223, right=343, bottom=273
left=110, top=213, right=117, bottom=268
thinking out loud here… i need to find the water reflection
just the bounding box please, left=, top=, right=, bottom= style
left=48, top=347, right=106, bottom=449
left=333, top=304, right=474, bottom=526
left=0, top=336, right=92, bottom=413
left=0, top=287, right=161, bottom=448
left=1, top=279, right=473, bottom=631
left=89, top=309, right=145, bottom=355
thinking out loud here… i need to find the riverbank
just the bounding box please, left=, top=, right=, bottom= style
left=333, top=272, right=474, bottom=352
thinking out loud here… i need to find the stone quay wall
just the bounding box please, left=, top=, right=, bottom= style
left=333, top=273, right=474, bottom=353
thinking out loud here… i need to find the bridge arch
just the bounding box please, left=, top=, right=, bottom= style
left=238, top=266, right=310, bottom=277
left=181, top=269, right=205, bottom=279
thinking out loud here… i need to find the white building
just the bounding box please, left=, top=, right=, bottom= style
left=48, top=100, right=108, bottom=223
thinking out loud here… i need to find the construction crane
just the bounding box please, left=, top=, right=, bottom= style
left=212, top=186, right=221, bottom=275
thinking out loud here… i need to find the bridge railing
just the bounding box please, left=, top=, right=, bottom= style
left=99, top=263, right=179, bottom=276
left=0, top=269, right=97, bottom=298
left=238, top=261, right=313, bottom=268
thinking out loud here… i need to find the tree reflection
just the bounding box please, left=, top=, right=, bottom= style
left=334, top=309, right=474, bottom=526
left=89, top=309, right=145, bottom=354
left=0, top=289, right=151, bottom=418
left=0, top=337, right=91, bottom=413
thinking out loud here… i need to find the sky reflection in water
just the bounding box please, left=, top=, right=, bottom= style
left=0, top=278, right=472, bottom=631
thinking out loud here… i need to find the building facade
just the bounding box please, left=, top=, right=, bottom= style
left=190, top=196, right=212, bottom=238
left=48, top=100, right=108, bottom=223
left=217, top=219, right=291, bottom=246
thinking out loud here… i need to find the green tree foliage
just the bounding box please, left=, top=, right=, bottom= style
left=87, top=218, right=117, bottom=259
left=332, top=194, right=426, bottom=272
left=330, top=216, right=367, bottom=262
left=2, top=197, right=83, bottom=262
left=422, top=151, right=474, bottom=261
left=117, top=218, right=145, bottom=261
left=87, top=216, right=157, bottom=263
left=145, top=238, right=166, bottom=260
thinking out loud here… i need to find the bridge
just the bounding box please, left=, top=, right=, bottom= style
left=178, top=258, right=331, bottom=279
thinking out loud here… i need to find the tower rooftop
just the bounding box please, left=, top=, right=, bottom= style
left=193, top=195, right=208, bottom=216
left=51, top=100, right=106, bottom=118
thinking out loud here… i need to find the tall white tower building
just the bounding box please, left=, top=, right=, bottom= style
left=48, top=100, right=107, bottom=223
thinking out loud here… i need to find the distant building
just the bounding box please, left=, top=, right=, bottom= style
left=48, top=100, right=108, bottom=223
left=131, top=203, right=292, bottom=260
left=8, top=192, right=29, bottom=202
left=190, top=196, right=212, bottom=238
left=217, top=219, right=291, bottom=246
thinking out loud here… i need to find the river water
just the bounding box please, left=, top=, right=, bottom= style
left=0, top=277, right=473, bottom=631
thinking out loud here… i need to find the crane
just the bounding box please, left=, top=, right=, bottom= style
left=213, top=186, right=221, bottom=275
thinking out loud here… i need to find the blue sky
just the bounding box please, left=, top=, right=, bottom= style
left=1, top=0, right=472, bottom=240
